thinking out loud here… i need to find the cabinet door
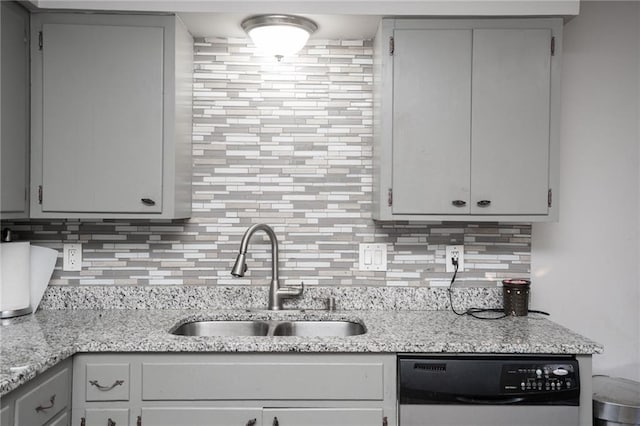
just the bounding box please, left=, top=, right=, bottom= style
left=83, top=408, right=129, bottom=426
left=263, top=408, right=383, bottom=426
left=0, top=1, right=29, bottom=219
left=40, top=23, right=163, bottom=213
left=0, top=402, right=13, bottom=426
left=15, top=366, right=71, bottom=426
left=141, top=407, right=263, bottom=426
left=471, top=28, right=552, bottom=215
left=392, top=29, right=472, bottom=214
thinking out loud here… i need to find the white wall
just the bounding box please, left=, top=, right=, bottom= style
left=532, top=1, right=640, bottom=380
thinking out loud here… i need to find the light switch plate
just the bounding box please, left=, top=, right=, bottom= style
left=359, top=243, right=387, bottom=271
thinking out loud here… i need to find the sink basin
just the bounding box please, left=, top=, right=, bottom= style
left=172, top=320, right=269, bottom=336
left=170, top=320, right=366, bottom=337
left=272, top=320, right=365, bottom=337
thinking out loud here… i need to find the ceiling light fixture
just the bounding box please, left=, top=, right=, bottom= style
left=241, top=14, right=318, bottom=61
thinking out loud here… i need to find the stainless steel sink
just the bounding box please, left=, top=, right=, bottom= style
left=170, top=320, right=365, bottom=337
left=171, top=320, right=270, bottom=336
left=272, top=320, right=365, bottom=337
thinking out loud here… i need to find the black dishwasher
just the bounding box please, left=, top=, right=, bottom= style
left=398, top=355, right=580, bottom=426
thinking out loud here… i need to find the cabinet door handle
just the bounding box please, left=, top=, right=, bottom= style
left=273, top=416, right=280, bottom=426
left=137, top=415, right=142, bottom=426
left=89, top=379, right=124, bottom=391
left=476, top=200, right=491, bottom=207
left=35, top=394, right=55, bottom=412
left=451, top=200, right=466, bottom=207
left=246, top=419, right=257, bottom=426
left=107, top=419, right=116, bottom=426
left=81, top=418, right=86, bottom=426
left=140, top=198, right=156, bottom=206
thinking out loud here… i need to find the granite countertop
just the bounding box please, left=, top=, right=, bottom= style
left=0, top=307, right=602, bottom=396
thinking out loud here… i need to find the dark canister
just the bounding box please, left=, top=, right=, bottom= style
left=502, top=279, right=531, bottom=316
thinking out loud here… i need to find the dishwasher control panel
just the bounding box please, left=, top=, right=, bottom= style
left=501, top=361, right=579, bottom=394
left=398, top=355, right=580, bottom=405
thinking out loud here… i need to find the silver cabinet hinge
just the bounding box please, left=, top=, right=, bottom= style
left=38, top=31, right=43, bottom=50
left=548, top=189, right=553, bottom=207
left=389, top=36, right=394, bottom=56
left=387, top=188, right=393, bottom=206
left=551, top=36, right=555, bottom=56
left=38, top=185, right=43, bottom=204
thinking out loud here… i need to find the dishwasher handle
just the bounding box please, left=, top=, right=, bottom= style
left=455, top=396, right=525, bottom=405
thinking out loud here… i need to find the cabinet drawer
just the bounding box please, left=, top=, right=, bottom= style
left=84, top=408, right=129, bottom=426
left=85, top=363, right=130, bottom=401
left=142, top=361, right=384, bottom=401
left=15, top=366, right=70, bottom=426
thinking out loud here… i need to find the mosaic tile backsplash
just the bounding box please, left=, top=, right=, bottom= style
left=3, top=38, right=531, bottom=287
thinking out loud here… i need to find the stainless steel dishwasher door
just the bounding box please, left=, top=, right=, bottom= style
left=400, top=404, right=580, bottom=426
left=398, top=355, right=581, bottom=426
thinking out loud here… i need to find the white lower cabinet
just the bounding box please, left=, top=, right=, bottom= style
left=73, top=354, right=396, bottom=426
left=0, top=359, right=72, bottom=426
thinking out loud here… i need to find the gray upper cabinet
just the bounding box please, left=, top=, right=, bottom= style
left=373, top=18, right=562, bottom=222
left=1, top=2, right=30, bottom=220
left=30, top=13, right=193, bottom=219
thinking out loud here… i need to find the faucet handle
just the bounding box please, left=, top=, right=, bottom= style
left=291, top=281, right=304, bottom=295
left=277, top=281, right=304, bottom=298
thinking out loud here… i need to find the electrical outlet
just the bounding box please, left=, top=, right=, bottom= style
left=445, top=245, right=464, bottom=273
left=63, top=243, right=82, bottom=271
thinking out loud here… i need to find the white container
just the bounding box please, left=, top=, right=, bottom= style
left=0, top=242, right=32, bottom=318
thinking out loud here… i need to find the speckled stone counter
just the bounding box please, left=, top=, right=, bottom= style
left=0, top=308, right=602, bottom=397
left=39, top=284, right=504, bottom=310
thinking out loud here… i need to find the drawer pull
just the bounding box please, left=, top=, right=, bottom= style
left=452, top=199, right=467, bottom=207
left=246, top=419, right=257, bottom=426
left=89, top=379, right=124, bottom=391
left=35, top=394, right=56, bottom=412
left=476, top=199, right=491, bottom=207
left=140, top=198, right=156, bottom=206
left=108, top=419, right=116, bottom=426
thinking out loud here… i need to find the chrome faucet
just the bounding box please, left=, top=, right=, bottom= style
left=231, top=224, right=303, bottom=310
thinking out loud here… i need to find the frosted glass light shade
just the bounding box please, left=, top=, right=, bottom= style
left=242, top=15, right=317, bottom=59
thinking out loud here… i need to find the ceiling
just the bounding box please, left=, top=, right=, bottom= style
left=179, top=13, right=382, bottom=39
